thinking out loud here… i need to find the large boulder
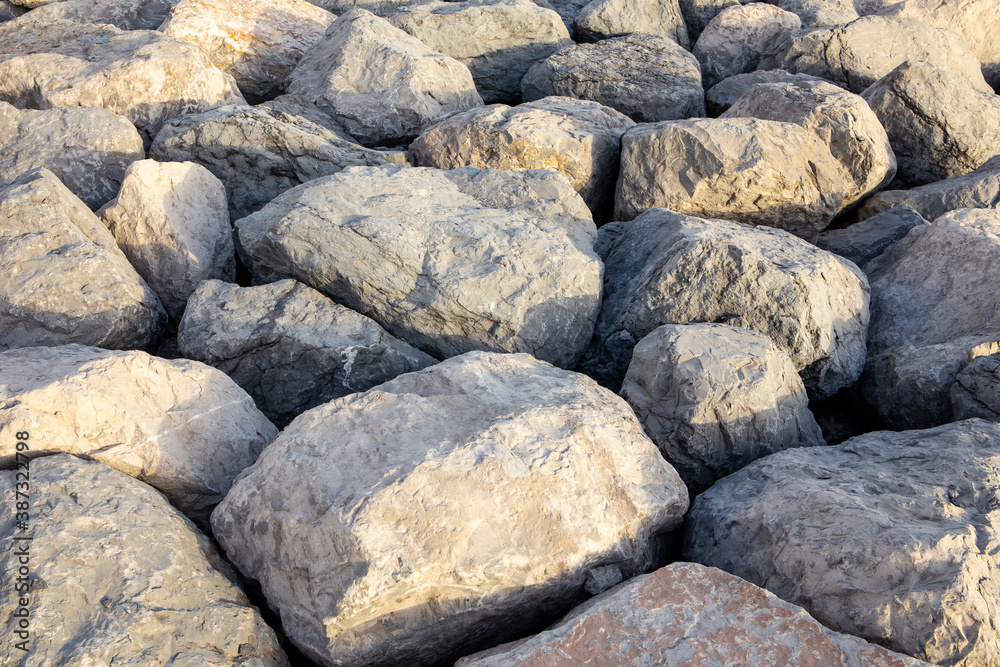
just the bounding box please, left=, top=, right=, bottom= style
left=816, top=204, right=929, bottom=270
left=0, top=455, right=287, bottom=666
left=614, top=118, right=854, bottom=239
left=0, top=169, right=165, bottom=351
left=861, top=60, right=1000, bottom=188
left=0, top=344, right=277, bottom=519
left=620, top=323, right=824, bottom=495
left=521, top=34, right=705, bottom=122
left=178, top=279, right=435, bottom=427
left=12, top=0, right=180, bottom=29
left=0, top=20, right=245, bottom=137
left=864, top=207, right=1000, bottom=428
left=721, top=78, right=896, bottom=207
left=581, top=208, right=870, bottom=399
left=952, top=353, right=1000, bottom=421
left=573, top=0, right=689, bottom=47
left=389, top=0, right=571, bottom=103
left=458, top=562, right=930, bottom=667
left=757, top=16, right=992, bottom=94
left=684, top=419, right=1000, bottom=667
left=877, top=0, right=1000, bottom=89
left=149, top=104, right=388, bottom=220
left=678, top=0, right=739, bottom=39
left=0, top=102, right=144, bottom=210
left=211, top=351, right=689, bottom=667
left=235, top=165, right=602, bottom=368
left=704, top=69, right=827, bottom=115
left=693, top=2, right=801, bottom=88
left=858, top=154, right=1000, bottom=222
left=286, top=9, right=483, bottom=146
left=412, top=97, right=634, bottom=211
left=160, top=0, right=335, bottom=102
left=767, top=0, right=859, bottom=27
left=97, top=159, right=234, bottom=320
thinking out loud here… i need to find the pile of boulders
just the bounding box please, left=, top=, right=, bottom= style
left=1, top=0, right=999, bottom=664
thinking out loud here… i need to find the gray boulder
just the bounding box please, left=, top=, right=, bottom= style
left=816, top=205, right=929, bottom=270
left=286, top=9, right=483, bottom=146
left=528, top=0, right=590, bottom=31
left=694, top=2, right=801, bottom=88
left=521, top=34, right=705, bottom=122
left=678, top=0, right=739, bottom=39
left=581, top=208, right=870, bottom=399
left=614, top=118, right=854, bottom=239
left=0, top=169, right=165, bottom=351
left=858, top=154, right=1000, bottom=222
left=757, top=16, right=992, bottom=93
left=412, top=97, right=634, bottom=211
left=0, top=455, right=287, bottom=666
left=0, top=2, right=26, bottom=21
left=704, top=69, right=826, bottom=115
left=0, top=102, right=144, bottom=210
left=389, top=0, right=571, bottom=103
left=236, top=165, right=602, bottom=368
left=149, top=104, right=388, bottom=220
left=722, top=78, right=896, bottom=208
left=178, top=279, right=435, bottom=427
left=212, top=351, right=689, bottom=667
left=620, top=323, right=824, bottom=495
left=13, top=0, right=180, bottom=29
left=862, top=60, right=1000, bottom=188
left=766, top=0, right=859, bottom=27
left=0, top=20, right=245, bottom=137
left=684, top=419, right=1000, bottom=667
left=574, top=0, right=689, bottom=47
left=952, top=353, right=1000, bottom=421
left=259, top=94, right=358, bottom=141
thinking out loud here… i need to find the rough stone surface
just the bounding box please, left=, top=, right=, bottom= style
left=0, top=20, right=245, bottom=137
left=236, top=165, right=602, bottom=368
left=0, top=455, right=287, bottom=666
left=212, top=351, right=689, bottom=667
left=683, top=419, right=1000, bottom=667
left=767, top=0, right=859, bottom=27
left=0, top=102, right=144, bottom=210
left=573, top=0, right=689, bottom=47
left=705, top=69, right=826, bottom=115
left=722, top=78, right=896, bottom=207
left=678, top=0, right=739, bottom=39
left=816, top=205, right=928, bottom=270
left=178, top=279, right=435, bottom=427
left=864, top=208, right=1000, bottom=428
left=614, top=118, right=854, bottom=239
left=389, top=0, right=571, bottom=103
left=287, top=9, right=483, bottom=146
left=149, top=104, right=388, bottom=220
left=694, top=3, right=801, bottom=88
left=0, top=2, right=26, bottom=21
left=412, top=97, right=634, bottom=211
left=529, top=0, right=590, bottom=31
left=97, top=160, right=234, bottom=320
left=861, top=60, right=1000, bottom=188
left=259, top=93, right=358, bottom=141
left=757, top=16, right=992, bottom=94
left=160, top=0, right=335, bottom=102
left=458, top=562, right=931, bottom=667
left=620, top=323, right=824, bottom=495
left=858, top=154, right=1000, bottom=222
left=0, top=169, right=165, bottom=351
left=952, top=353, right=1000, bottom=421
left=0, top=344, right=277, bottom=518
left=582, top=208, right=870, bottom=399
left=13, top=0, right=180, bottom=29
left=521, top=34, right=705, bottom=122
left=877, top=0, right=1000, bottom=89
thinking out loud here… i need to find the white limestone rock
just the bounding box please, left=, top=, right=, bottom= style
left=14, top=0, right=181, bottom=29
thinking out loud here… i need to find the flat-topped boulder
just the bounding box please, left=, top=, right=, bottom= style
left=212, top=351, right=689, bottom=666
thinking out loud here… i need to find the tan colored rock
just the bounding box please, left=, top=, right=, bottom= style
left=694, top=2, right=801, bottom=88
left=614, top=118, right=854, bottom=239
left=160, top=0, right=336, bottom=102
left=722, top=77, right=895, bottom=207
left=0, top=20, right=245, bottom=137
left=621, top=323, right=824, bottom=495
left=684, top=419, right=1000, bottom=667
left=287, top=9, right=483, bottom=146
left=0, top=344, right=277, bottom=519
left=0, top=169, right=165, bottom=351
left=0, top=455, right=288, bottom=666
left=459, top=563, right=931, bottom=667
left=705, top=69, right=827, bottom=115
left=768, top=0, right=859, bottom=27
left=574, top=0, right=689, bottom=47
left=98, top=160, right=234, bottom=320
left=15, top=0, right=181, bottom=29
left=389, top=0, right=571, bottom=103
left=413, top=97, right=634, bottom=211
left=212, top=351, right=689, bottom=667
